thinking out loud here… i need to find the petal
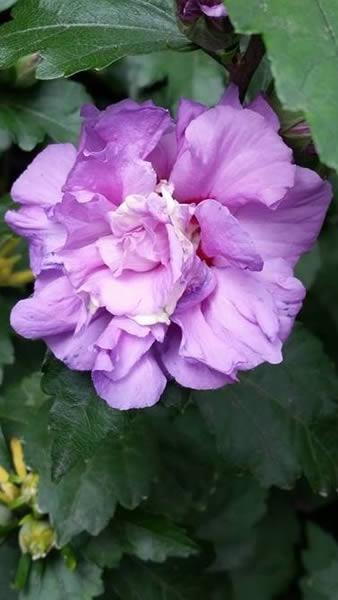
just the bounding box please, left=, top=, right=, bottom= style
left=5, top=206, right=66, bottom=274
left=217, top=83, right=242, bottom=109
left=176, top=98, right=206, bottom=145
left=64, top=153, right=156, bottom=205
left=160, top=325, right=231, bottom=389
left=170, top=105, right=295, bottom=208
left=54, top=193, right=111, bottom=250
left=80, top=266, right=175, bottom=323
left=92, top=351, right=166, bottom=410
left=46, top=312, right=111, bottom=371
left=195, top=199, right=263, bottom=271
left=81, top=102, right=172, bottom=159
left=200, top=1, right=227, bottom=17
left=203, top=264, right=304, bottom=371
left=10, top=275, right=82, bottom=339
left=247, top=96, right=280, bottom=131
left=236, top=167, right=332, bottom=266
left=11, top=144, right=76, bottom=207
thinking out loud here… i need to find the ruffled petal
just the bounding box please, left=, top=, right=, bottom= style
left=170, top=105, right=295, bottom=208
left=5, top=206, right=66, bottom=274
left=195, top=199, right=263, bottom=271
left=236, top=167, right=332, bottom=266
left=11, top=144, right=76, bottom=207
left=160, top=326, right=231, bottom=389
left=10, top=275, right=82, bottom=339
left=46, top=312, right=111, bottom=371
left=92, top=351, right=166, bottom=410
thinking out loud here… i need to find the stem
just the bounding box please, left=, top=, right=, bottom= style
left=227, top=35, right=265, bottom=101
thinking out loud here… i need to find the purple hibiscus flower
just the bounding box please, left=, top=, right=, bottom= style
left=178, top=0, right=227, bottom=21
left=6, top=86, right=331, bottom=410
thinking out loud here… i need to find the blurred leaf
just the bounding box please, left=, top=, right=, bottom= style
left=196, top=325, right=338, bottom=492
left=0, top=0, right=189, bottom=79
left=0, top=424, right=11, bottom=469
left=20, top=556, right=103, bottom=600
left=0, top=0, right=17, bottom=10
left=0, top=371, right=47, bottom=423
left=301, top=524, right=338, bottom=600
left=0, top=542, right=19, bottom=599
left=197, top=475, right=267, bottom=571
left=111, top=558, right=207, bottom=600
left=42, top=357, right=129, bottom=482
left=0, top=297, right=14, bottom=385
left=108, top=49, right=225, bottom=111
left=296, top=245, right=321, bottom=290
left=0, top=80, right=90, bottom=150
left=226, top=0, right=338, bottom=169
left=231, top=495, right=300, bottom=600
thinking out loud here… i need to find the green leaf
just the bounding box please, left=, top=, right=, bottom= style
left=121, top=513, right=198, bottom=563
left=108, top=49, right=226, bottom=112
left=42, top=357, right=128, bottom=482
left=301, top=524, right=338, bottom=600
left=20, top=556, right=103, bottom=600
left=0, top=424, right=11, bottom=470
left=0, top=297, right=14, bottom=385
left=85, top=513, right=198, bottom=568
left=0, top=0, right=17, bottom=11
left=0, top=372, right=47, bottom=424
left=0, top=542, right=20, bottom=599
left=111, top=558, right=207, bottom=600
left=19, top=404, right=158, bottom=546
left=0, top=0, right=189, bottom=79
left=226, top=0, right=338, bottom=169
left=230, top=495, right=300, bottom=600
left=196, top=325, right=338, bottom=492
left=197, top=475, right=267, bottom=571
left=0, top=79, right=90, bottom=150
left=303, top=523, right=338, bottom=573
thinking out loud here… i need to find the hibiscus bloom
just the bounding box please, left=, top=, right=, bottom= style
left=6, top=86, right=331, bottom=409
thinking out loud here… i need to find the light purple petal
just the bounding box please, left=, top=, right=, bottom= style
left=92, top=351, right=166, bottom=410
left=10, top=275, right=82, bottom=339
left=195, top=199, right=263, bottom=271
left=160, top=326, right=231, bottom=389
left=170, top=105, right=295, bottom=208
left=47, top=312, right=111, bottom=371
left=5, top=206, right=66, bottom=274
left=248, top=96, right=280, bottom=132
left=236, top=167, right=332, bottom=266
left=11, top=144, right=76, bottom=207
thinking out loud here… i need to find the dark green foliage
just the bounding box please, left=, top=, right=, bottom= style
left=0, top=1, right=338, bottom=598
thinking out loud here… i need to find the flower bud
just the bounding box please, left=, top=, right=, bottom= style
left=21, top=473, right=39, bottom=508
left=177, top=0, right=235, bottom=54
left=178, top=0, right=227, bottom=21
left=19, top=517, right=56, bottom=560
left=15, top=54, right=40, bottom=88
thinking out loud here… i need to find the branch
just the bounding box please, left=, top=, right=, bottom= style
left=227, top=35, right=265, bottom=101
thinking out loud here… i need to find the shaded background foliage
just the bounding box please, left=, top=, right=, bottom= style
left=0, top=1, right=338, bottom=598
